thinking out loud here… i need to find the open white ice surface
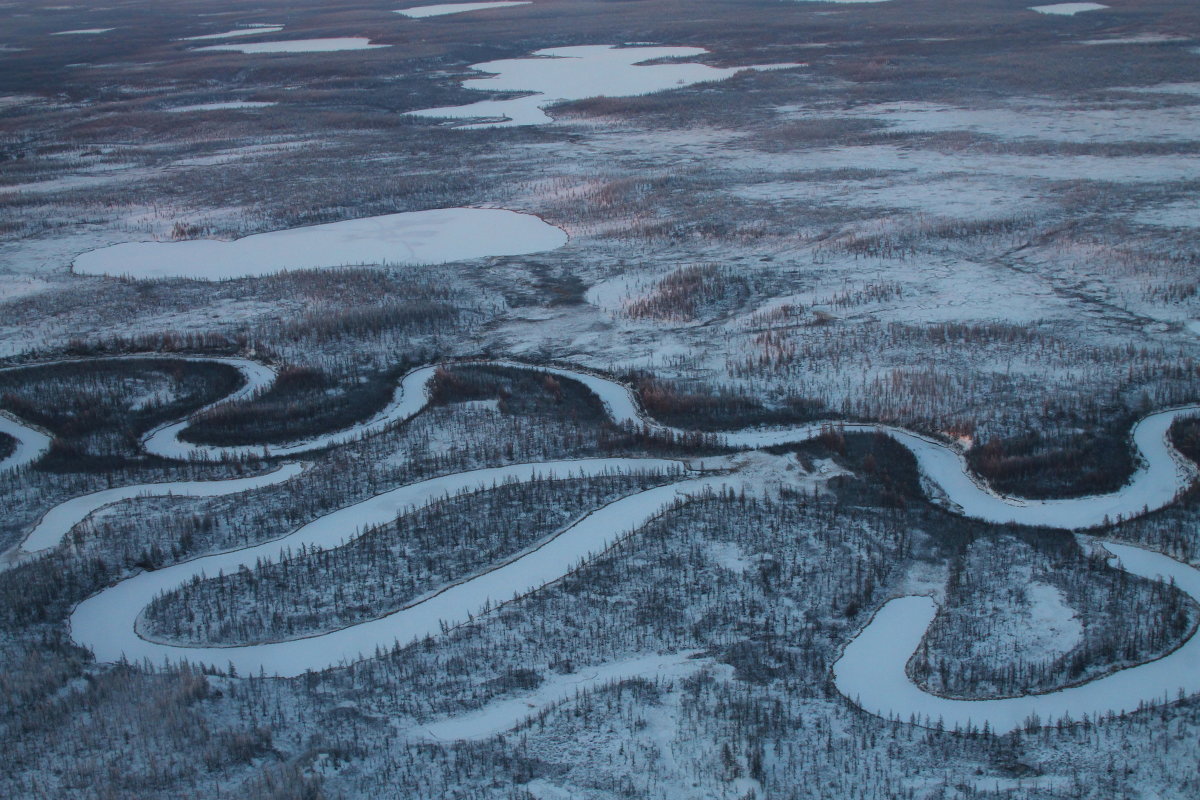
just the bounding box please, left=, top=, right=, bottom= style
left=405, top=44, right=801, bottom=128
left=395, top=2, right=531, bottom=18
left=51, top=28, right=114, bottom=35
left=1030, top=3, right=1108, bottom=15
left=165, top=101, right=277, bottom=113
left=71, top=208, right=568, bottom=280
left=181, top=26, right=284, bottom=41
left=834, top=543, right=1200, bottom=733
left=195, top=38, right=389, bottom=54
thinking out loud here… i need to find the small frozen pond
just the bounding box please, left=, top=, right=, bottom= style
left=396, top=2, right=531, bottom=18
left=165, top=101, right=277, bottom=113
left=1030, top=3, right=1107, bottom=15
left=195, top=38, right=389, bottom=54
left=182, top=26, right=285, bottom=41
left=72, top=208, right=567, bottom=280
left=406, top=44, right=801, bottom=128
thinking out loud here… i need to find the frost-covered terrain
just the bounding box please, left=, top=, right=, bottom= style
left=4, top=0, right=1200, bottom=796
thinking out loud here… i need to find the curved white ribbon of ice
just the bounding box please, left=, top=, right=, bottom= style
left=1, top=463, right=307, bottom=569
left=71, top=458, right=698, bottom=677
left=834, top=542, right=1200, bottom=733
left=4, top=353, right=1200, bottom=727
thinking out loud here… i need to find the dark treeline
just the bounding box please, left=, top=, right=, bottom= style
left=182, top=363, right=410, bottom=448
left=0, top=358, right=243, bottom=471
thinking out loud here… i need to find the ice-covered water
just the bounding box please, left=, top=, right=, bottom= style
left=72, top=208, right=568, bottom=280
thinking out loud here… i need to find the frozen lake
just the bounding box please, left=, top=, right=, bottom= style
left=1030, top=3, right=1108, bottom=15
left=182, top=26, right=284, bottom=41
left=72, top=208, right=568, bottom=280
left=195, top=38, right=389, bottom=54
left=396, top=2, right=531, bottom=18
left=406, top=44, right=801, bottom=128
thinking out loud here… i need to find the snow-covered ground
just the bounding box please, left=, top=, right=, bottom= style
left=72, top=208, right=568, bottom=280
left=406, top=45, right=802, bottom=128
left=194, top=38, right=390, bottom=54
left=164, top=101, right=277, bottom=113
left=1134, top=199, right=1200, bottom=228
left=415, top=651, right=714, bottom=741
left=395, top=2, right=531, bottom=18
left=778, top=100, right=1200, bottom=144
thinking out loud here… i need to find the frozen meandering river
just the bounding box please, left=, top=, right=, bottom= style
left=2, top=355, right=1199, bottom=733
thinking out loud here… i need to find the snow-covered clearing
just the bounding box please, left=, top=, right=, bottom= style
left=164, top=101, right=277, bottom=112
left=835, top=541, right=1200, bottom=733
left=194, top=38, right=389, bottom=54
left=1134, top=199, right=1200, bottom=228
left=71, top=208, right=568, bottom=280
left=406, top=45, right=802, bottom=128
left=731, top=174, right=1045, bottom=219
left=779, top=100, right=1200, bottom=143
left=395, top=2, right=531, bottom=18
left=415, top=651, right=712, bottom=741
left=1030, top=3, right=1108, bottom=15
left=181, top=26, right=284, bottom=41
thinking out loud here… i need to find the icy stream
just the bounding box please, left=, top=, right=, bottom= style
left=1, top=356, right=1199, bottom=733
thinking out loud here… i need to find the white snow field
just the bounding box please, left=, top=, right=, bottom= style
left=395, top=2, right=531, bottom=18
left=1, top=463, right=306, bottom=569
left=165, top=101, right=277, bottom=113
left=181, top=26, right=285, bottom=41
left=405, top=45, right=801, bottom=128
left=1029, top=3, right=1108, bottom=15
left=194, top=38, right=390, bottom=54
left=834, top=542, right=1200, bottom=733
left=71, top=459, right=700, bottom=676
left=71, top=208, right=569, bottom=280
left=1135, top=199, right=1200, bottom=228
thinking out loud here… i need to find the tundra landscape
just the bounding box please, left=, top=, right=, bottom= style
left=2, top=0, right=1200, bottom=797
